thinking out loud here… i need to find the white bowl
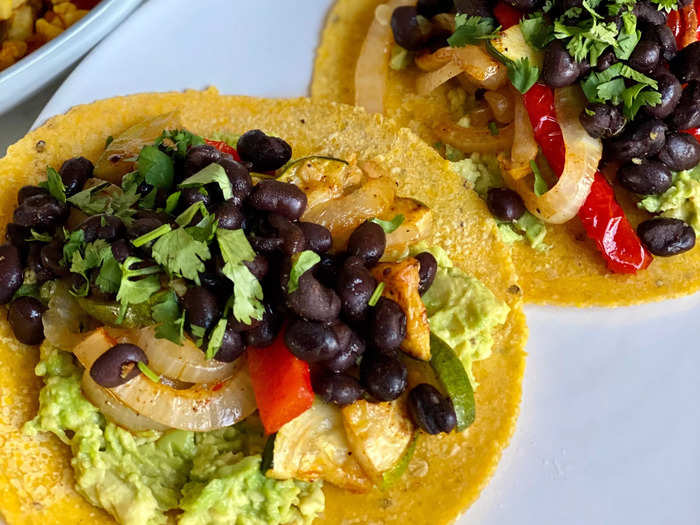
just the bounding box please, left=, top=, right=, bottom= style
left=0, top=0, right=142, bottom=115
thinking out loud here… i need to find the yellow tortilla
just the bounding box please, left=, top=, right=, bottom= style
left=312, top=0, right=700, bottom=306
left=0, top=89, right=526, bottom=524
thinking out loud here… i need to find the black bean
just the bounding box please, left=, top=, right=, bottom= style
left=248, top=180, right=307, bottom=220
left=213, top=319, right=246, bottom=362
left=628, top=39, right=661, bottom=75
left=298, top=222, right=332, bottom=253
left=504, top=0, right=543, bottom=12
left=268, top=214, right=306, bottom=256
left=651, top=24, right=677, bottom=61
left=59, top=157, right=93, bottom=197
left=667, top=81, right=700, bottom=130
left=323, top=322, right=365, bottom=372
left=183, top=144, right=222, bottom=178
left=415, top=252, right=438, bottom=295
left=454, top=0, right=492, bottom=17
left=40, top=241, right=69, bottom=277
left=219, top=158, right=253, bottom=207
left=638, top=218, right=695, bottom=256
left=287, top=272, right=341, bottom=322
left=580, top=103, right=627, bottom=139
left=542, top=41, right=582, bottom=88
left=6, top=223, right=30, bottom=252
left=314, top=253, right=341, bottom=289
left=604, top=119, right=667, bottom=162
left=74, top=214, right=125, bottom=243
left=285, top=319, right=341, bottom=363
left=110, top=239, right=135, bottom=264
left=407, top=383, right=457, bottom=434
left=13, top=193, right=67, bottom=230
left=347, top=221, right=386, bottom=266
left=486, top=187, right=526, bottom=221
left=370, top=297, right=406, bottom=352
left=313, top=372, right=364, bottom=406
left=183, top=286, right=220, bottom=332
left=243, top=255, right=269, bottom=280
left=670, top=41, right=700, bottom=83
left=8, top=297, right=45, bottom=345
left=249, top=235, right=283, bottom=253
left=237, top=130, right=292, bottom=172
left=215, top=200, right=245, bottom=230
left=17, top=185, right=48, bottom=205
left=595, top=48, right=618, bottom=72
left=336, top=256, right=376, bottom=322
left=391, top=6, right=431, bottom=51
left=360, top=352, right=408, bottom=402
left=199, top=271, right=233, bottom=299
left=126, top=217, right=165, bottom=243
left=634, top=0, right=667, bottom=26
left=417, top=0, right=454, bottom=18
left=27, top=244, right=54, bottom=284
left=0, top=244, right=24, bottom=304
left=645, top=71, right=682, bottom=120
left=244, top=307, right=281, bottom=347
left=179, top=187, right=212, bottom=216
left=90, top=343, right=148, bottom=388
left=658, top=132, right=700, bottom=171
left=617, top=160, right=673, bottom=195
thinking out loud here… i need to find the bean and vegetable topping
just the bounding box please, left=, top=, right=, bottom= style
left=386, top=0, right=700, bottom=266
left=3, top=124, right=471, bottom=440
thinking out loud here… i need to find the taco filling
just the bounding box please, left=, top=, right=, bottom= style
left=353, top=0, right=700, bottom=273
left=4, top=115, right=511, bottom=525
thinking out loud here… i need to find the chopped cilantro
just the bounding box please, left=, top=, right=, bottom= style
left=13, top=282, right=41, bottom=301
left=216, top=229, right=264, bottom=325
left=489, top=122, right=500, bottom=136
left=190, top=324, right=207, bottom=347
left=165, top=191, right=181, bottom=214
left=288, top=251, right=321, bottom=293
left=486, top=41, right=540, bottom=94
left=186, top=213, right=218, bottom=243
left=615, top=10, right=640, bottom=60
left=368, top=282, right=385, bottom=307
left=67, top=181, right=138, bottom=224
left=370, top=214, right=405, bottom=234
left=178, top=163, right=233, bottom=201
left=175, top=201, right=208, bottom=227
left=139, top=187, right=158, bottom=210
left=151, top=228, right=210, bottom=284
left=530, top=160, right=549, bottom=196
left=137, top=145, right=174, bottom=190
left=137, top=361, right=161, bottom=383
left=205, top=318, right=228, bottom=360
left=151, top=290, right=185, bottom=344
left=581, top=62, right=658, bottom=114
left=132, top=223, right=172, bottom=248
left=95, top=251, right=121, bottom=294
left=45, top=167, right=66, bottom=203
left=622, top=83, right=662, bottom=120
left=448, top=14, right=500, bottom=47
left=520, top=14, right=554, bottom=49
left=156, top=129, right=205, bottom=159
left=62, top=229, right=85, bottom=266
left=28, top=229, right=52, bottom=242
left=105, top=135, right=114, bottom=148
left=116, top=257, right=162, bottom=321
left=650, top=0, right=679, bottom=12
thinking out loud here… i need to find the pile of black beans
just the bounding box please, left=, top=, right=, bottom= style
left=0, top=128, right=457, bottom=435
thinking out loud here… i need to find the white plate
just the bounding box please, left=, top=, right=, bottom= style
left=0, top=0, right=141, bottom=115
left=34, top=0, right=700, bottom=524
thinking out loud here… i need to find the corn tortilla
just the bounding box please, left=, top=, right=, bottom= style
left=0, top=89, right=526, bottom=524
left=311, top=0, right=700, bottom=306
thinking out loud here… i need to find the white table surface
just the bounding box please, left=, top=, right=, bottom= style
left=4, top=0, right=700, bottom=524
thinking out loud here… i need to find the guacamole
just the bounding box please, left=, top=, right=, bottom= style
left=24, top=344, right=324, bottom=525
left=411, top=244, right=510, bottom=384
left=450, top=157, right=548, bottom=251
left=639, top=164, right=700, bottom=235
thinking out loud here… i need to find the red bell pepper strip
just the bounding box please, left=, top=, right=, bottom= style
left=520, top=83, right=653, bottom=273
left=682, top=128, right=700, bottom=141
left=493, top=1, right=522, bottom=30
left=667, top=1, right=700, bottom=48
left=247, top=329, right=314, bottom=435
left=205, top=138, right=241, bottom=161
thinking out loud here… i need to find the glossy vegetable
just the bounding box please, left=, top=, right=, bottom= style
left=433, top=120, right=515, bottom=154
left=493, top=0, right=522, bottom=29
left=204, top=138, right=241, bottom=161
left=247, top=328, right=314, bottom=434
left=429, top=333, right=474, bottom=431
left=667, top=0, right=700, bottom=49
left=380, top=434, right=419, bottom=489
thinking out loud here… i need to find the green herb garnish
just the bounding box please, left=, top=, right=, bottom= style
left=137, top=361, right=161, bottom=383
left=448, top=14, right=500, bottom=47
left=370, top=214, right=405, bottom=234
left=288, top=250, right=321, bottom=293
left=368, top=282, right=385, bottom=307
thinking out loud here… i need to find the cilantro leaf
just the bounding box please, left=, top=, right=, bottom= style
left=13, top=282, right=41, bottom=301
left=137, top=145, right=174, bottom=190
left=368, top=282, right=385, bottom=307
left=116, top=257, right=162, bottom=320
left=165, top=191, right=181, bottom=214
left=132, top=223, right=172, bottom=247
left=151, top=228, right=210, bottom=284
left=95, top=251, right=122, bottom=294
left=448, top=15, right=500, bottom=47
left=520, top=14, right=555, bottom=49
left=28, top=229, right=52, bottom=242
left=509, top=57, right=540, bottom=94
left=288, top=251, right=321, bottom=293
left=622, top=84, right=662, bottom=120
left=370, top=214, right=405, bottom=234
left=205, top=318, right=228, bottom=360
left=190, top=324, right=207, bottom=347
left=151, top=290, right=185, bottom=344
left=615, top=10, right=640, bottom=60
left=67, top=181, right=138, bottom=224
left=650, top=0, right=679, bottom=12
left=156, top=129, right=205, bottom=159
left=186, top=213, right=218, bottom=243
left=70, top=240, right=117, bottom=296
left=45, top=167, right=66, bottom=203
left=530, top=160, right=549, bottom=196
left=216, top=229, right=264, bottom=325
left=178, top=163, right=233, bottom=201
left=62, top=229, right=85, bottom=266
left=175, top=201, right=209, bottom=227
left=137, top=361, right=161, bottom=383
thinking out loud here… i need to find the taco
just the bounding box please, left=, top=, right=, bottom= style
left=0, top=89, right=526, bottom=525
left=313, top=0, right=700, bottom=306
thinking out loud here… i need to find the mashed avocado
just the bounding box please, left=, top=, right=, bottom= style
left=450, top=157, right=548, bottom=251
left=639, top=164, right=700, bottom=234
left=411, top=244, right=510, bottom=384
left=24, top=344, right=324, bottom=525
